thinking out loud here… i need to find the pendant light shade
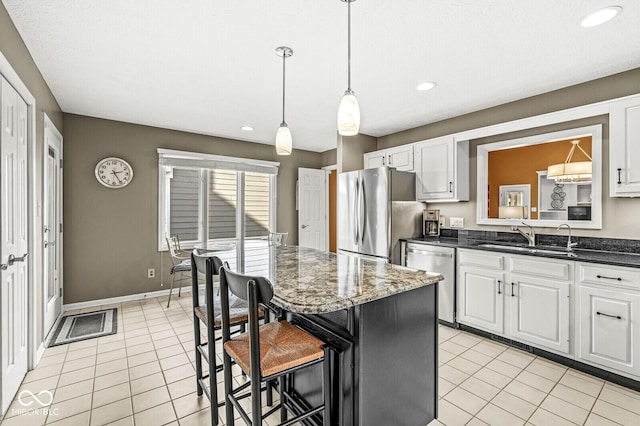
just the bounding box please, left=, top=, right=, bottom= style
left=547, top=140, right=593, bottom=183
left=337, top=0, right=360, bottom=136
left=338, top=89, right=360, bottom=136
left=275, top=46, right=293, bottom=156
left=275, top=124, right=292, bottom=155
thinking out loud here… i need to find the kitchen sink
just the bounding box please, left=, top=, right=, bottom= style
left=478, top=243, right=576, bottom=257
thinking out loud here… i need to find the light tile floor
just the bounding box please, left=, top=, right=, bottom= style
left=2, top=295, right=639, bottom=425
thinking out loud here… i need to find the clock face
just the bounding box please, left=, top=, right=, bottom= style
left=95, top=157, right=133, bottom=188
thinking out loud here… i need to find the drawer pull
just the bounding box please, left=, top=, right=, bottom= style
left=497, top=280, right=502, bottom=295
left=596, top=274, right=622, bottom=281
left=596, top=311, right=622, bottom=320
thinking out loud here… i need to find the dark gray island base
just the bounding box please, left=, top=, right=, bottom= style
left=286, top=284, right=437, bottom=426
left=256, top=246, right=441, bottom=426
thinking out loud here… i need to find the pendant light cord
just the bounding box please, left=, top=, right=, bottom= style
left=347, top=0, right=352, bottom=91
left=282, top=53, right=286, bottom=124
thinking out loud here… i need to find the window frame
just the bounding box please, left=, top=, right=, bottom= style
left=157, top=150, right=278, bottom=251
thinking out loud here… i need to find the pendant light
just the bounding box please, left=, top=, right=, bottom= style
left=337, top=0, right=360, bottom=136
left=275, top=46, right=293, bottom=155
left=547, top=140, right=593, bottom=183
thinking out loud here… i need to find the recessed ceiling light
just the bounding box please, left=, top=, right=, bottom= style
left=416, top=81, right=437, bottom=91
left=580, top=6, right=622, bottom=27
left=241, top=126, right=254, bottom=131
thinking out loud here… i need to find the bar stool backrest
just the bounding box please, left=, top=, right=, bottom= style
left=219, top=267, right=274, bottom=305
left=191, top=249, right=224, bottom=276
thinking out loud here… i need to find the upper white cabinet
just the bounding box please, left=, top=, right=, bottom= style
left=414, top=136, right=469, bottom=202
left=363, top=145, right=414, bottom=171
left=610, top=95, right=640, bottom=197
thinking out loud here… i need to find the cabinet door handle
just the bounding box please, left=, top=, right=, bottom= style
left=596, top=274, right=622, bottom=281
left=597, top=311, right=622, bottom=320
left=449, top=181, right=453, bottom=193
left=617, top=168, right=622, bottom=185
left=382, top=156, right=386, bottom=165
left=511, top=282, right=516, bottom=297
left=497, top=280, right=502, bottom=295
left=388, top=155, right=392, bottom=166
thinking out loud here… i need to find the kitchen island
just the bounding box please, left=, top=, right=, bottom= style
left=224, top=244, right=442, bottom=426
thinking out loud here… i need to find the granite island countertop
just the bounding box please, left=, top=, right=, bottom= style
left=263, top=246, right=442, bottom=314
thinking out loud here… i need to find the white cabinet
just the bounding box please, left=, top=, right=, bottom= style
left=414, top=136, right=469, bottom=202
left=457, top=249, right=572, bottom=354
left=457, top=250, right=505, bottom=334
left=458, top=265, right=505, bottom=334
left=509, top=272, right=571, bottom=354
left=576, top=262, right=640, bottom=377
left=363, top=145, right=414, bottom=171
left=610, top=95, right=640, bottom=197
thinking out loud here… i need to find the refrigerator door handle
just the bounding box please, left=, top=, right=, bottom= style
left=360, top=178, right=367, bottom=244
left=353, top=176, right=360, bottom=245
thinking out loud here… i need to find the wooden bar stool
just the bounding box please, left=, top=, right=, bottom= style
left=219, top=266, right=332, bottom=426
left=191, top=251, right=260, bottom=425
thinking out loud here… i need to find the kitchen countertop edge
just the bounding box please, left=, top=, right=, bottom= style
left=402, top=237, right=640, bottom=269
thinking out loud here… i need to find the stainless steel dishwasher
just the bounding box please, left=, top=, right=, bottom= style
left=405, top=243, right=456, bottom=325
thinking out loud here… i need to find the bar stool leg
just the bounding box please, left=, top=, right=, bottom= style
left=193, top=316, right=203, bottom=396
left=223, top=352, right=234, bottom=426
left=167, top=273, right=175, bottom=308
left=207, top=321, right=218, bottom=425
left=251, top=372, right=262, bottom=425
left=279, top=375, right=287, bottom=423
left=323, top=347, right=332, bottom=425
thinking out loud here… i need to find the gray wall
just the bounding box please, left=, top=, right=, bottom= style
left=321, top=148, right=337, bottom=167
left=338, top=133, right=377, bottom=172
left=376, top=68, right=640, bottom=239
left=1, top=3, right=64, bottom=343
left=63, top=114, right=324, bottom=303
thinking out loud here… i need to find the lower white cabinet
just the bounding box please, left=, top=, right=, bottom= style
left=457, top=250, right=640, bottom=379
left=457, top=249, right=572, bottom=354
left=576, top=263, right=640, bottom=377
left=458, top=265, right=505, bottom=334
left=509, top=273, right=570, bottom=354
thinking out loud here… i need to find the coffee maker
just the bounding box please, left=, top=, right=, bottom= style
left=423, top=209, right=440, bottom=237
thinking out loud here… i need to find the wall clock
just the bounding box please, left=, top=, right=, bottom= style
left=95, top=157, right=134, bottom=188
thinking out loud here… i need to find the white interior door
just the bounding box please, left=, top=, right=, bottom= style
left=43, top=116, right=62, bottom=336
left=1, top=77, right=29, bottom=414
left=298, top=168, right=327, bottom=251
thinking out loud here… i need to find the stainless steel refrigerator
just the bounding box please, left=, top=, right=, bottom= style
left=338, top=166, right=424, bottom=264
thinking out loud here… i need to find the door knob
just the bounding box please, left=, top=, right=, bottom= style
left=44, top=240, right=56, bottom=248
left=1, top=253, right=28, bottom=270
left=301, top=224, right=309, bottom=229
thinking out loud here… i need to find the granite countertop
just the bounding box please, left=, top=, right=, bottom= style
left=268, top=246, right=442, bottom=314
left=403, top=236, right=640, bottom=269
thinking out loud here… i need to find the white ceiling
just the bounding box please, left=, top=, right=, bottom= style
left=4, top=1, right=640, bottom=153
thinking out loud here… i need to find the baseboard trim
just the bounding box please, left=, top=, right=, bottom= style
left=35, top=342, right=45, bottom=365
left=63, top=285, right=193, bottom=312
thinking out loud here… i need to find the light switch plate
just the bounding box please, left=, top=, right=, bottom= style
left=450, top=217, right=464, bottom=228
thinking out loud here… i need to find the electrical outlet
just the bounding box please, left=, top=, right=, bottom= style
left=439, top=215, right=446, bottom=227
left=147, top=268, right=155, bottom=279
left=450, top=217, right=464, bottom=228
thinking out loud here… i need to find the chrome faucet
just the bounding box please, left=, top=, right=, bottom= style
left=558, top=223, right=578, bottom=252
left=511, top=221, right=535, bottom=246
